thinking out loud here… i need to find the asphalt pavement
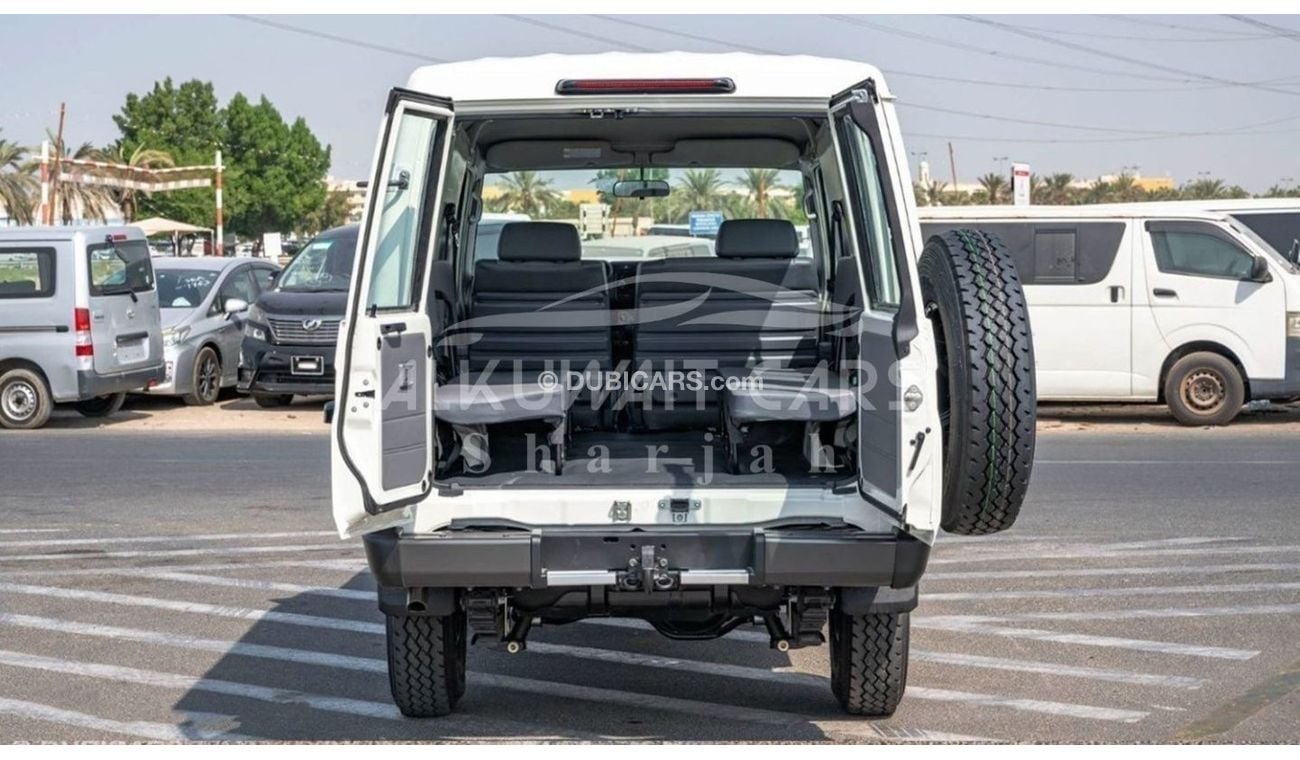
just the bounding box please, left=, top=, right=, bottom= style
left=0, top=420, right=1297, bottom=743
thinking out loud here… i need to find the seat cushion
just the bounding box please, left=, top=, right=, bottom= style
left=723, top=367, right=856, bottom=422
left=434, top=370, right=571, bottom=426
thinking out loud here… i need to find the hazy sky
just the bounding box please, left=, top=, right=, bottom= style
left=2, top=14, right=1298, bottom=191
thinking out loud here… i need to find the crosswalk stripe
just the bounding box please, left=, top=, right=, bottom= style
left=0, top=648, right=597, bottom=741
left=0, top=611, right=979, bottom=742
left=924, top=581, right=1300, bottom=602
left=0, top=695, right=250, bottom=742
left=525, top=641, right=1148, bottom=722
left=924, top=562, right=1300, bottom=581
left=930, top=544, right=1300, bottom=566
left=0, top=582, right=383, bottom=634
left=0, top=543, right=356, bottom=563
left=97, top=569, right=374, bottom=600
left=918, top=618, right=1258, bottom=660
left=0, top=558, right=370, bottom=579
left=0, top=529, right=69, bottom=535
left=1009, top=603, right=1300, bottom=623
left=577, top=618, right=1202, bottom=688
left=0, top=531, right=337, bottom=549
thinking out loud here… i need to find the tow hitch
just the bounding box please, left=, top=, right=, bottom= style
left=616, top=543, right=679, bottom=593
left=761, top=591, right=832, bottom=651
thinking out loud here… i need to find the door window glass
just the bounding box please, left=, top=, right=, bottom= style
left=365, top=109, right=444, bottom=311
left=1151, top=228, right=1255, bottom=279
left=250, top=267, right=277, bottom=294
left=0, top=248, right=55, bottom=298
left=214, top=269, right=256, bottom=313
left=835, top=113, right=900, bottom=310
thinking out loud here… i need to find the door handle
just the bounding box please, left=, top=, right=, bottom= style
left=1108, top=285, right=1125, bottom=303
left=381, top=322, right=407, bottom=335
left=1152, top=288, right=1178, bottom=298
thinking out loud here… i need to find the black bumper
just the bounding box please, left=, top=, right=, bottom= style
left=363, top=526, right=930, bottom=591
left=76, top=364, right=165, bottom=398
left=238, top=334, right=336, bottom=396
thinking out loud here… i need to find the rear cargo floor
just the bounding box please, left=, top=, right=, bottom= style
left=447, top=430, right=845, bottom=489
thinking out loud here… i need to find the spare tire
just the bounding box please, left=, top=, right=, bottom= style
left=919, top=229, right=1036, bottom=535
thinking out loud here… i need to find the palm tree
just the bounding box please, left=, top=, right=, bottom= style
left=29, top=132, right=117, bottom=224
left=104, top=143, right=174, bottom=222
left=736, top=168, right=791, bottom=219
left=668, top=168, right=727, bottom=221
left=0, top=135, right=35, bottom=225
left=1180, top=178, right=1230, bottom=200
left=1039, top=173, right=1076, bottom=205
left=977, top=172, right=1009, bottom=204
left=493, top=171, right=563, bottom=216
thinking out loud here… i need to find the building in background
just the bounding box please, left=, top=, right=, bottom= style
left=326, top=176, right=367, bottom=224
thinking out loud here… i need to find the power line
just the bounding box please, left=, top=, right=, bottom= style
left=901, top=102, right=1300, bottom=138
left=504, top=15, right=655, bottom=52
left=1097, top=14, right=1267, bottom=36
left=1225, top=15, right=1300, bottom=44
left=974, top=19, right=1271, bottom=43
left=591, top=14, right=772, bottom=54
left=907, top=124, right=1300, bottom=145
left=951, top=15, right=1300, bottom=97
left=226, top=15, right=446, bottom=63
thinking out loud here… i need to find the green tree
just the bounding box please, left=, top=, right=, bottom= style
left=1038, top=173, right=1077, bottom=205
left=977, top=172, right=1009, bottom=204
left=40, top=132, right=115, bottom=224
left=492, top=171, right=563, bottom=216
left=666, top=168, right=727, bottom=221
left=0, top=134, right=34, bottom=224
left=102, top=143, right=174, bottom=223
left=302, top=187, right=354, bottom=235
left=736, top=168, right=792, bottom=219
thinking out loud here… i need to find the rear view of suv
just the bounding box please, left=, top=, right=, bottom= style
left=0, top=226, right=164, bottom=429
left=238, top=225, right=357, bottom=407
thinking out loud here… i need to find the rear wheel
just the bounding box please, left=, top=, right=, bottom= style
left=253, top=393, right=293, bottom=408
left=184, top=347, right=222, bottom=406
left=1165, top=352, right=1244, bottom=427
left=0, top=368, right=53, bottom=430
left=74, top=392, right=126, bottom=418
left=386, top=611, right=467, bottom=718
left=829, top=610, right=909, bottom=717
left=920, top=229, right=1036, bottom=535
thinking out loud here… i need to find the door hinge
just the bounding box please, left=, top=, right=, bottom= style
left=865, top=78, right=880, bottom=104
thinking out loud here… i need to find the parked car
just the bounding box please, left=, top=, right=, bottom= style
left=580, top=234, right=714, bottom=260
left=142, top=256, right=280, bottom=405
left=1145, top=198, right=1300, bottom=266
left=0, top=226, right=164, bottom=429
left=921, top=203, right=1300, bottom=425
left=238, top=225, right=357, bottom=407
left=329, top=53, right=1037, bottom=719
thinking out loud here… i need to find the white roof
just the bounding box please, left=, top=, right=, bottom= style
left=133, top=217, right=209, bottom=236
left=405, top=52, right=885, bottom=104
left=917, top=204, right=1234, bottom=222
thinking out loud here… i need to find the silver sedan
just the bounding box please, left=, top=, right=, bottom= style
left=143, top=256, right=280, bottom=404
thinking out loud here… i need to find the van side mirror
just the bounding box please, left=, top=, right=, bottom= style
left=224, top=297, right=249, bottom=316
left=1249, top=256, right=1272, bottom=283
left=1289, top=240, right=1299, bottom=265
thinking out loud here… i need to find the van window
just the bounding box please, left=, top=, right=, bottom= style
left=1148, top=223, right=1256, bottom=280
left=87, top=239, right=153, bottom=296
left=277, top=233, right=356, bottom=292
left=835, top=114, right=900, bottom=310
left=0, top=248, right=55, bottom=298
left=921, top=222, right=1124, bottom=285
left=1231, top=212, right=1299, bottom=261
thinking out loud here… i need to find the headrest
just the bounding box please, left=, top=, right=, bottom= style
left=498, top=222, right=582, bottom=263
left=715, top=219, right=798, bottom=259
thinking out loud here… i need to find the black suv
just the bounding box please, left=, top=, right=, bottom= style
left=238, top=225, right=357, bottom=407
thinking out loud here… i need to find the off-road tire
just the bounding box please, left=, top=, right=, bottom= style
left=73, top=392, right=127, bottom=418
left=253, top=393, right=293, bottom=408
left=829, top=610, right=909, bottom=717
left=919, top=229, right=1036, bottom=535
left=184, top=347, right=222, bottom=406
left=386, top=611, right=467, bottom=718
left=0, top=368, right=53, bottom=430
left=1164, top=351, right=1244, bottom=427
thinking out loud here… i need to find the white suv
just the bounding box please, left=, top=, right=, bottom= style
left=330, top=52, right=1037, bottom=718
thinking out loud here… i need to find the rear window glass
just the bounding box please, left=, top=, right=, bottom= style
left=87, top=239, right=153, bottom=296
left=156, top=269, right=219, bottom=308
left=921, top=222, right=1125, bottom=285
left=1231, top=212, right=1299, bottom=260
left=0, top=248, right=55, bottom=298
left=277, top=232, right=357, bottom=292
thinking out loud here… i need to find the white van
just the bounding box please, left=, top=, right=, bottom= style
left=0, top=226, right=165, bottom=429
left=920, top=204, right=1300, bottom=425
left=1141, top=198, right=1300, bottom=266
left=330, top=53, right=1038, bottom=718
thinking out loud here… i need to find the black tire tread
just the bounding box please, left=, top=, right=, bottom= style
left=830, top=611, right=909, bottom=716
left=386, top=613, right=464, bottom=718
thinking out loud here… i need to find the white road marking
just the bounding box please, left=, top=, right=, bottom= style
left=0, top=648, right=597, bottom=741
left=0, top=558, right=370, bottom=579
left=1034, top=460, right=1300, bottom=465
left=0, top=612, right=973, bottom=742
left=525, top=641, right=1148, bottom=722
left=0, top=543, right=356, bottom=563
left=1010, top=603, right=1300, bottom=623
left=924, top=562, right=1300, bottom=581
left=0, top=531, right=337, bottom=549
left=925, top=581, right=1300, bottom=602
left=930, top=543, right=1300, bottom=566
left=0, top=582, right=383, bottom=635
left=0, top=528, right=70, bottom=535
left=917, top=618, right=1258, bottom=660
left=96, top=569, right=373, bottom=600
left=0, top=695, right=249, bottom=742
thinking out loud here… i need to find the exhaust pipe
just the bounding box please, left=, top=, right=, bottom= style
left=406, top=587, right=428, bottom=613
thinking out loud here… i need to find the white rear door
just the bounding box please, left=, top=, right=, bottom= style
left=333, top=90, right=454, bottom=535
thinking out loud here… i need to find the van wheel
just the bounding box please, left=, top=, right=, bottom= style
left=386, top=611, right=467, bottom=718
left=184, top=347, right=222, bottom=406
left=253, top=393, right=293, bottom=408
left=74, top=392, right=127, bottom=418
left=0, top=368, right=53, bottom=430
left=1165, top=352, right=1244, bottom=426
left=920, top=229, right=1036, bottom=535
left=829, top=610, right=909, bottom=717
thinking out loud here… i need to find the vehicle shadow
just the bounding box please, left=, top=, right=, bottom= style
left=1037, top=400, right=1300, bottom=431
left=169, top=573, right=854, bottom=742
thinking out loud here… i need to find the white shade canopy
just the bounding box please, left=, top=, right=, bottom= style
left=132, top=217, right=209, bottom=236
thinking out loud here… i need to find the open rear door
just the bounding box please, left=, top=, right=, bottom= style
left=829, top=83, right=920, bottom=520
left=333, top=89, right=454, bottom=535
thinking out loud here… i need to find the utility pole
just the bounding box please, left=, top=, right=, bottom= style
left=215, top=150, right=224, bottom=254
left=947, top=141, right=958, bottom=190
left=50, top=103, right=66, bottom=225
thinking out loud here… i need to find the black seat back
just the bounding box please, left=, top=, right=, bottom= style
left=460, top=222, right=611, bottom=373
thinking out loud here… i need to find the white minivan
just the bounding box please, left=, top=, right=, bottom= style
left=921, top=204, right=1300, bottom=425
left=330, top=53, right=1038, bottom=719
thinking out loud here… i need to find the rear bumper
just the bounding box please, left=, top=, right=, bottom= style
left=362, top=526, right=930, bottom=591
left=75, top=364, right=165, bottom=399
left=238, top=336, right=336, bottom=396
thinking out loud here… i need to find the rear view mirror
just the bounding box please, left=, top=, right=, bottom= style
left=1249, top=256, right=1272, bottom=283
left=613, top=179, right=670, bottom=199
left=224, top=297, right=248, bottom=315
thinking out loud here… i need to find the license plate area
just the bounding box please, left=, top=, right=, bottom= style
left=117, top=341, right=147, bottom=364
left=291, top=355, right=325, bottom=376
